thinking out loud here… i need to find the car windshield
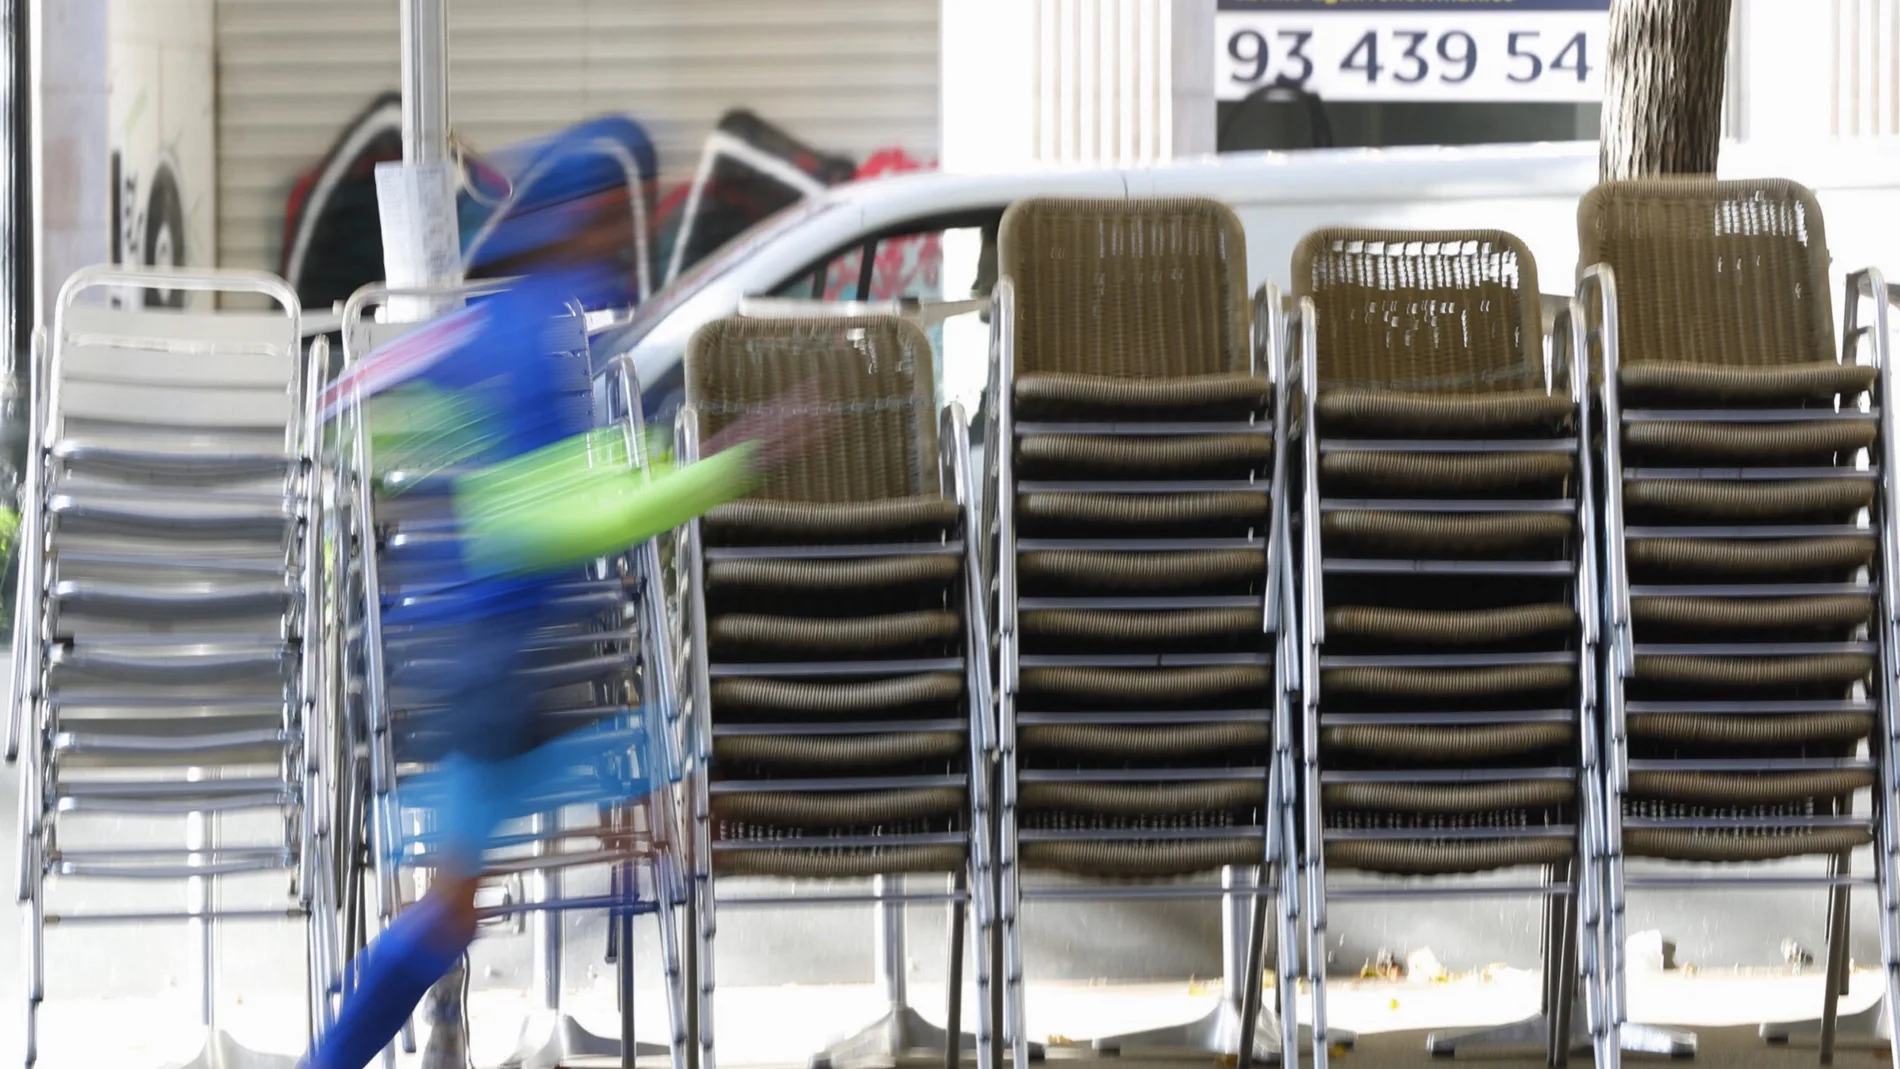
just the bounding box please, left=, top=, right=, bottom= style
left=599, top=196, right=841, bottom=352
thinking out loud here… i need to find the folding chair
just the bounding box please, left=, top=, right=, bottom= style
left=989, top=196, right=1295, bottom=1068
left=1583, top=177, right=1900, bottom=1069
left=674, top=313, right=993, bottom=1069
left=328, top=282, right=688, bottom=1069
left=9, top=266, right=325, bottom=1069
left=1287, top=230, right=1609, bottom=1068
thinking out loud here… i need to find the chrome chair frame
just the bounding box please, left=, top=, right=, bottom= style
left=328, top=282, right=688, bottom=1069
left=11, top=265, right=324, bottom=1069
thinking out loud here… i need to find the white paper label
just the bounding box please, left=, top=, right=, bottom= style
left=375, top=160, right=465, bottom=323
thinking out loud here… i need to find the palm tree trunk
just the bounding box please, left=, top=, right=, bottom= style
left=1599, top=0, right=1734, bottom=180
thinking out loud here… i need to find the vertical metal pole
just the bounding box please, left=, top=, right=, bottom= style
left=384, top=0, right=461, bottom=321
left=874, top=874, right=908, bottom=1010
left=399, top=0, right=451, bottom=169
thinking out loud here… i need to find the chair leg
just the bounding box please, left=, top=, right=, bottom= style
left=656, top=858, right=689, bottom=1069
left=947, top=871, right=967, bottom=1069
left=619, top=894, right=638, bottom=1069
left=1305, top=851, right=1330, bottom=1069
left=24, top=875, right=42, bottom=1069
left=1541, top=863, right=1562, bottom=1019
left=1549, top=870, right=1581, bottom=1069
left=1237, top=882, right=1272, bottom=1069
left=698, top=871, right=718, bottom=1069
left=974, top=861, right=997, bottom=1069
left=1820, top=849, right=1852, bottom=1066
left=684, top=889, right=700, bottom=1069
left=1279, top=799, right=1303, bottom=1069
left=988, top=866, right=1005, bottom=1069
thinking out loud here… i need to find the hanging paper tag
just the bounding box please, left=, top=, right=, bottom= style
left=376, top=159, right=465, bottom=323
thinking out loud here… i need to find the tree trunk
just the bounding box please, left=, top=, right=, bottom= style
left=1599, top=0, right=1734, bottom=180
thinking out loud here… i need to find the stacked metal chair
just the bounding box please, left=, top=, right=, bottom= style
left=328, top=282, right=688, bottom=1069
left=9, top=266, right=325, bottom=1068
left=1584, top=177, right=1900, bottom=1068
left=673, top=313, right=993, bottom=1069
left=989, top=196, right=1294, bottom=1069
left=1287, top=230, right=1605, bottom=1068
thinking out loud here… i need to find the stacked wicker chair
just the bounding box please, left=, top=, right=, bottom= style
left=991, top=196, right=1294, bottom=1068
left=1288, top=230, right=1605, bottom=1068
left=675, top=313, right=994, bottom=1069
left=1584, top=177, right=1900, bottom=1068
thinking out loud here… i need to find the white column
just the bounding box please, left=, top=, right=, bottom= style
left=35, top=0, right=110, bottom=324
left=1726, top=0, right=1900, bottom=144
left=941, top=0, right=1216, bottom=173
left=1171, top=0, right=1216, bottom=158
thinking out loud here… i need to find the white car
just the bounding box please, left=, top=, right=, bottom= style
left=604, top=138, right=1900, bottom=427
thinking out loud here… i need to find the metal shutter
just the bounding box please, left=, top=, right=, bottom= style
left=215, top=0, right=940, bottom=280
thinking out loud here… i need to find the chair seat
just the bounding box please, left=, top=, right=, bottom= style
left=1619, top=362, right=1876, bottom=404
left=709, top=610, right=960, bottom=656
left=712, top=731, right=965, bottom=771
left=1322, top=779, right=1575, bottom=813
left=1623, top=478, right=1872, bottom=521
left=1019, top=665, right=1273, bottom=707
left=704, top=496, right=959, bottom=543
left=1019, top=490, right=1270, bottom=531
left=1018, top=434, right=1272, bottom=478
left=52, top=438, right=297, bottom=483
left=1624, top=420, right=1877, bottom=463
left=1018, top=549, right=1266, bottom=592
left=49, top=491, right=296, bottom=540
left=49, top=641, right=294, bottom=684
left=1627, top=711, right=1873, bottom=748
left=1631, top=594, right=1873, bottom=633
left=711, top=672, right=964, bottom=716
left=1321, top=510, right=1573, bottom=556
left=1019, top=721, right=1271, bottom=760
left=706, top=555, right=959, bottom=594
left=1321, top=722, right=1572, bottom=760
left=1625, top=828, right=1871, bottom=863
left=711, top=787, right=964, bottom=829
left=1018, top=780, right=1266, bottom=817
left=1315, top=389, right=1573, bottom=436
left=1632, top=653, right=1874, bottom=689
left=1325, top=604, right=1575, bottom=645
left=1020, top=607, right=1261, bottom=646
left=1626, top=769, right=1874, bottom=806
left=1014, top=373, right=1271, bottom=418
left=50, top=577, right=293, bottom=620
left=1320, top=451, right=1573, bottom=495
left=714, top=845, right=967, bottom=878
left=52, top=774, right=294, bottom=806
left=1021, top=839, right=1264, bottom=878
left=1320, top=663, right=1574, bottom=699
left=1325, top=837, right=1574, bottom=876
left=1626, top=536, right=1874, bottom=576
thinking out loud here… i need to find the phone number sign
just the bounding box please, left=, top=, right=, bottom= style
left=1216, top=0, right=1610, bottom=103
